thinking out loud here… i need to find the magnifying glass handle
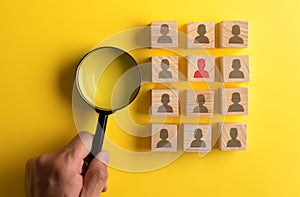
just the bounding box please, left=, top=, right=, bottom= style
left=81, top=113, right=108, bottom=176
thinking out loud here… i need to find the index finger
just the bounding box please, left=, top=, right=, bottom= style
left=66, top=131, right=94, bottom=159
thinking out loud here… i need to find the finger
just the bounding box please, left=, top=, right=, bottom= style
left=102, top=183, right=108, bottom=192
left=81, top=151, right=110, bottom=197
left=25, top=158, right=35, bottom=197
left=97, top=150, right=110, bottom=165
left=66, top=131, right=94, bottom=159
left=98, top=151, right=110, bottom=192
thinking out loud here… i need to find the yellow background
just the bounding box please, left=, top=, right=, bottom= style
left=1, top=0, right=300, bottom=196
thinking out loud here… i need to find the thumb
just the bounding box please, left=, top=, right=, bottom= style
left=81, top=151, right=110, bottom=197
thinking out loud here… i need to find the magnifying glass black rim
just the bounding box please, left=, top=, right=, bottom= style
left=75, top=46, right=141, bottom=114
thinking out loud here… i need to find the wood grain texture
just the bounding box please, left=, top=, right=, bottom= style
left=151, top=123, right=177, bottom=152
left=183, top=124, right=212, bottom=152
left=151, top=89, right=179, bottom=117
left=219, top=88, right=248, bottom=116
left=220, top=55, right=250, bottom=82
left=151, top=56, right=178, bottom=82
left=219, top=20, right=248, bottom=48
left=186, top=90, right=214, bottom=117
left=151, top=21, right=178, bottom=48
left=187, top=55, right=215, bottom=82
left=219, top=123, right=247, bottom=151
left=187, top=22, right=215, bottom=49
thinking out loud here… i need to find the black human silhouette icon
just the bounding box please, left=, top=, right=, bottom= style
left=229, top=25, right=244, bottom=44
left=194, top=24, right=209, bottom=44
left=157, top=129, right=172, bottom=148
left=226, top=128, right=241, bottom=147
left=193, top=94, right=208, bottom=113
left=158, top=59, right=172, bottom=79
left=229, top=59, right=245, bottom=79
left=228, top=92, right=244, bottom=112
left=157, top=24, right=173, bottom=43
left=190, top=128, right=206, bottom=148
left=158, top=93, right=173, bottom=113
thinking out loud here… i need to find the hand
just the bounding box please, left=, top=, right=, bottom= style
left=25, top=132, right=110, bottom=197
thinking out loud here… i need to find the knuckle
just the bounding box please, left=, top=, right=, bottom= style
left=99, top=169, right=108, bottom=181
left=90, top=168, right=108, bottom=184
left=51, top=153, right=67, bottom=172
left=35, top=154, right=48, bottom=169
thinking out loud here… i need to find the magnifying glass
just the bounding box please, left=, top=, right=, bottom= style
left=75, top=46, right=141, bottom=173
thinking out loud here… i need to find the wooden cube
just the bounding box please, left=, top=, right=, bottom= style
left=152, top=56, right=178, bottom=82
left=219, top=20, right=248, bottom=48
left=187, top=56, right=215, bottom=82
left=186, top=90, right=214, bottom=117
left=151, top=21, right=178, bottom=48
left=219, top=123, right=247, bottom=151
left=183, top=124, right=212, bottom=152
left=151, top=123, right=177, bottom=152
left=219, top=88, right=248, bottom=116
left=187, top=22, right=215, bottom=49
left=221, top=55, right=250, bottom=82
left=151, top=89, right=179, bottom=117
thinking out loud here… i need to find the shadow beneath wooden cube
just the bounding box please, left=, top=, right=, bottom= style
left=212, top=123, right=221, bottom=149
left=140, top=62, right=152, bottom=82
left=134, top=26, right=151, bottom=48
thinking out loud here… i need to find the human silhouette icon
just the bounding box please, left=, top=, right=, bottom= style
left=157, top=129, right=172, bottom=148
left=157, top=24, right=173, bottom=43
left=190, top=128, right=206, bottom=148
left=229, top=25, right=244, bottom=44
left=228, top=92, right=244, bottom=112
left=193, top=94, right=208, bottom=113
left=229, top=59, right=245, bottom=79
left=158, top=93, right=173, bottom=113
left=194, top=24, right=209, bottom=44
left=193, top=58, right=209, bottom=78
left=226, top=128, right=241, bottom=147
left=158, top=59, right=172, bottom=79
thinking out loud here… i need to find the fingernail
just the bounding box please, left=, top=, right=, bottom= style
left=97, top=151, right=110, bottom=165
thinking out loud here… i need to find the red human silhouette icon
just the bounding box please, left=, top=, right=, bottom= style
left=194, top=58, right=209, bottom=78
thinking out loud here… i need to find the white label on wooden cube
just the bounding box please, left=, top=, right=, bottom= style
left=187, top=22, right=215, bottom=49
left=220, top=20, right=248, bottom=48
left=219, top=123, right=247, bottom=151
left=151, top=89, right=179, bottom=117
left=152, top=56, right=178, bottom=82
left=183, top=124, right=212, bottom=152
left=187, top=56, right=215, bottom=82
left=186, top=90, right=214, bottom=117
left=219, top=88, right=248, bottom=116
left=221, top=55, right=250, bottom=82
left=151, top=21, right=178, bottom=48
left=151, top=123, right=177, bottom=152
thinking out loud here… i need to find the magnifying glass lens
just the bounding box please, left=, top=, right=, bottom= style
left=77, top=47, right=140, bottom=111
